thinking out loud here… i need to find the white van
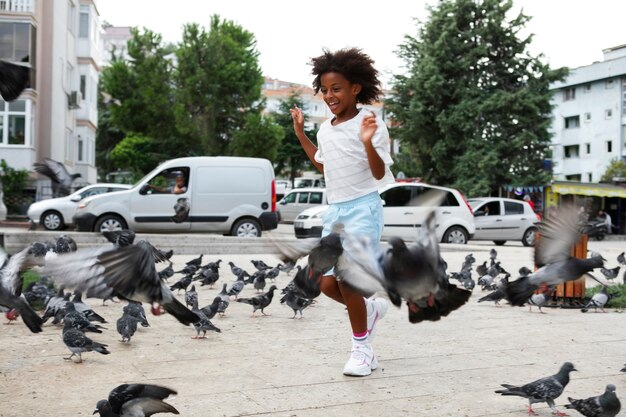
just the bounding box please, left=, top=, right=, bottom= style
left=277, top=187, right=327, bottom=223
left=73, top=156, right=278, bottom=237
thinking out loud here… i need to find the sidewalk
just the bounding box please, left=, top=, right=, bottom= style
left=0, top=243, right=624, bottom=416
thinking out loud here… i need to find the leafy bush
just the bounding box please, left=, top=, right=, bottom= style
left=585, top=284, right=626, bottom=309
left=0, top=159, right=29, bottom=195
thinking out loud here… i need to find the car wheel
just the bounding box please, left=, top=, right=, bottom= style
left=232, top=218, right=262, bottom=237
left=522, top=227, right=537, bottom=247
left=493, top=240, right=506, bottom=246
left=94, top=214, right=127, bottom=233
left=41, top=210, right=64, bottom=231
left=442, top=226, right=468, bottom=244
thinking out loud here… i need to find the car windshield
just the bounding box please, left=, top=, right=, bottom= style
left=468, top=199, right=486, bottom=209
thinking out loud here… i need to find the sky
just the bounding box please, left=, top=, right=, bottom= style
left=97, top=0, right=626, bottom=88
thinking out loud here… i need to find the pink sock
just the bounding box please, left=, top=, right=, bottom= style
left=353, top=331, right=368, bottom=343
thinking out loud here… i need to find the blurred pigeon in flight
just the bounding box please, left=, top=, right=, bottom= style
left=42, top=241, right=198, bottom=325
left=565, top=384, right=621, bottom=417
left=102, top=230, right=136, bottom=248
left=93, top=383, right=179, bottom=417
left=33, top=158, right=81, bottom=197
left=505, top=206, right=605, bottom=306
left=495, top=362, right=577, bottom=416
left=0, top=60, right=30, bottom=101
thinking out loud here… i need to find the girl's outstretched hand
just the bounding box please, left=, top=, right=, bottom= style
left=290, top=106, right=305, bottom=133
left=360, top=111, right=377, bottom=144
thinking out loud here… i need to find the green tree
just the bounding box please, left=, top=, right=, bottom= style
left=387, top=0, right=567, bottom=197
left=601, top=159, right=626, bottom=182
left=271, top=93, right=317, bottom=182
left=228, top=113, right=283, bottom=160
left=174, top=17, right=264, bottom=155
left=109, top=134, right=165, bottom=177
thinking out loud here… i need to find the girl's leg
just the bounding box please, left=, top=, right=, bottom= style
left=319, top=276, right=344, bottom=304
left=319, top=276, right=367, bottom=334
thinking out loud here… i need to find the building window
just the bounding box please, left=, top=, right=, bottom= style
left=607, top=141, right=613, bottom=153
left=564, top=115, right=580, bottom=129
left=606, top=79, right=614, bottom=89
left=587, top=173, right=592, bottom=182
left=0, top=99, right=29, bottom=146
left=79, top=5, right=89, bottom=38
left=585, top=143, right=591, bottom=154
left=584, top=112, right=591, bottom=122
left=80, top=75, right=86, bottom=101
left=584, top=84, right=592, bottom=93
left=0, top=22, right=37, bottom=88
left=563, top=88, right=575, bottom=101
left=565, top=174, right=581, bottom=181
left=605, top=109, right=613, bottom=119
left=564, top=145, right=579, bottom=158
left=77, top=138, right=84, bottom=162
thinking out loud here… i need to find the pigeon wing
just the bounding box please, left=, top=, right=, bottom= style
left=523, top=377, right=564, bottom=400
left=0, top=60, right=30, bottom=101
left=108, top=383, right=177, bottom=414
left=335, top=234, right=386, bottom=297
left=121, top=397, right=179, bottom=416
left=535, top=205, right=580, bottom=267
left=269, top=236, right=321, bottom=264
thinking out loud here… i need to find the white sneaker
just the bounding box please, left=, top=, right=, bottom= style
left=367, top=297, right=389, bottom=343
left=343, top=341, right=375, bottom=377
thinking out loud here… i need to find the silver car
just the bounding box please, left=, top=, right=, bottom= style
left=27, top=183, right=131, bottom=230
left=468, top=197, right=540, bottom=246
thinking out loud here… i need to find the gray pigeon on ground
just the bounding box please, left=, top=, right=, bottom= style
left=191, top=301, right=221, bottom=339
left=71, top=291, right=106, bottom=323
left=528, top=285, right=555, bottom=313
left=124, top=302, right=149, bottom=327
left=495, top=362, right=577, bottom=416
left=184, top=285, right=197, bottom=308
left=93, top=383, right=179, bottom=416
left=63, top=302, right=105, bottom=333
left=505, top=206, right=605, bottom=306
left=280, top=289, right=314, bottom=319
left=236, top=285, right=278, bottom=317
left=216, top=283, right=230, bottom=315
left=565, top=384, right=621, bottom=417
left=42, top=241, right=198, bottom=326
left=116, top=312, right=139, bottom=343
left=200, top=297, right=221, bottom=321
left=157, top=261, right=174, bottom=281
left=617, top=252, right=625, bottom=266
left=600, top=266, right=620, bottom=281
left=62, top=321, right=110, bottom=363
left=581, top=286, right=610, bottom=313
left=226, top=276, right=246, bottom=299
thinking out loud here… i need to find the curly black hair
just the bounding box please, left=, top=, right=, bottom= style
left=310, top=47, right=382, bottom=105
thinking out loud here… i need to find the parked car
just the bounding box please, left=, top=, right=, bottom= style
left=72, top=156, right=278, bottom=237
left=294, top=182, right=475, bottom=244
left=468, top=197, right=540, bottom=246
left=278, top=187, right=327, bottom=223
left=27, top=183, right=132, bottom=230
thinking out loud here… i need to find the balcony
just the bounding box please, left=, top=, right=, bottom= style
left=0, top=0, right=34, bottom=13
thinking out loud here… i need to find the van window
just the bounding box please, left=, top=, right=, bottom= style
left=145, top=167, right=190, bottom=194
left=196, top=166, right=264, bottom=194
left=309, top=192, right=323, bottom=204
left=297, top=193, right=309, bottom=203
left=504, top=201, right=524, bottom=215
left=282, top=192, right=297, bottom=203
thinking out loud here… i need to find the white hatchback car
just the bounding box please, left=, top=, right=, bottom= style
left=468, top=197, right=540, bottom=246
left=294, top=182, right=476, bottom=244
left=278, top=187, right=327, bottom=223
left=27, top=183, right=131, bottom=230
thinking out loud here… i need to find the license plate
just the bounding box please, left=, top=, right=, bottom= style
left=294, top=221, right=304, bottom=228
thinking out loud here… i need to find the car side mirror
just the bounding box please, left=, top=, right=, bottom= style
left=139, top=184, right=151, bottom=195
left=70, top=195, right=81, bottom=202
left=279, top=200, right=287, bottom=205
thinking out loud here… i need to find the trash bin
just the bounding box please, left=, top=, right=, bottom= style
left=554, top=234, right=588, bottom=301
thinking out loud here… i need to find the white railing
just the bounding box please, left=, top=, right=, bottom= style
left=0, top=0, right=34, bottom=13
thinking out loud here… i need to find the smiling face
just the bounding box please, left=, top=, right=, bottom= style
left=319, top=72, right=361, bottom=123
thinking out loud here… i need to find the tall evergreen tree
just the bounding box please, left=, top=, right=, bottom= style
left=387, top=0, right=567, bottom=196
left=174, top=16, right=264, bottom=155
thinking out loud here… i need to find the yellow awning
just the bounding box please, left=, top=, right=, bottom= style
left=551, top=182, right=626, bottom=198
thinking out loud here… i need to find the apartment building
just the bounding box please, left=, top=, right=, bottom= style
left=0, top=0, right=100, bottom=192
left=549, top=44, right=626, bottom=182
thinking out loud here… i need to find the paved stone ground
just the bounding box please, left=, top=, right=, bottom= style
left=0, top=240, right=624, bottom=417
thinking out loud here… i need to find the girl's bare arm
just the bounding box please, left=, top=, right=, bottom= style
left=290, top=106, right=324, bottom=174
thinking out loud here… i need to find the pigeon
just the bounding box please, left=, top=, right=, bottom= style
left=93, top=383, right=179, bottom=416
left=33, top=158, right=82, bottom=197
left=519, top=266, right=533, bottom=277
left=336, top=208, right=471, bottom=323
left=600, top=266, right=620, bottom=281
left=63, top=302, right=105, bottom=333
left=291, top=265, right=322, bottom=299
left=505, top=206, right=605, bottom=307
left=495, top=362, right=577, bottom=416
left=202, top=259, right=222, bottom=272
left=0, top=60, right=30, bottom=101
left=253, top=271, right=267, bottom=292
left=617, top=252, right=625, bottom=266
left=226, top=275, right=246, bottom=299
left=116, top=312, right=139, bottom=343
left=62, top=320, right=110, bottom=363
left=124, top=302, right=149, bottom=327
left=265, top=266, right=280, bottom=282
left=157, top=261, right=174, bottom=281
left=489, top=248, right=498, bottom=264
left=42, top=241, right=199, bottom=325
left=228, top=261, right=246, bottom=277
left=237, top=285, right=278, bottom=317
left=0, top=243, right=48, bottom=297
left=277, top=261, right=296, bottom=275
left=251, top=259, right=271, bottom=271
left=174, top=263, right=198, bottom=275
left=195, top=268, right=219, bottom=287
left=565, top=384, right=621, bottom=417
left=71, top=291, right=107, bottom=323
left=477, top=288, right=506, bottom=305
left=53, top=234, right=78, bottom=254
left=0, top=284, right=42, bottom=333
left=280, top=289, right=314, bottom=319
left=172, top=198, right=189, bottom=223
left=581, top=286, right=610, bottom=313
left=200, top=296, right=222, bottom=321
left=102, top=230, right=136, bottom=248
left=621, top=365, right=626, bottom=373
left=216, top=283, right=230, bottom=315
left=528, top=285, right=554, bottom=313
left=476, top=261, right=488, bottom=277
left=191, top=301, right=221, bottom=338
left=186, top=254, right=203, bottom=267
left=184, top=285, right=197, bottom=308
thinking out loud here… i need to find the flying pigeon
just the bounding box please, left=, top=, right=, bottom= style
left=116, top=312, right=139, bottom=343
left=33, top=158, right=82, bottom=197
left=102, top=230, right=136, bottom=248
left=93, top=383, right=179, bottom=417
left=0, top=60, right=30, bottom=101
left=42, top=241, right=199, bottom=325
left=291, top=265, right=321, bottom=299
left=581, top=286, right=610, bottom=313
left=495, top=362, right=577, bottom=416
left=62, top=320, right=110, bottom=363
left=565, top=384, right=621, bottom=417
left=236, top=285, right=278, bottom=317
left=0, top=243, right=47, bottom=297
left=505, top=206, right=605, bottom=307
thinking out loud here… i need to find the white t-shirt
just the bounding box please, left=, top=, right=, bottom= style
left=314, top=108, right=395, bottom=204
